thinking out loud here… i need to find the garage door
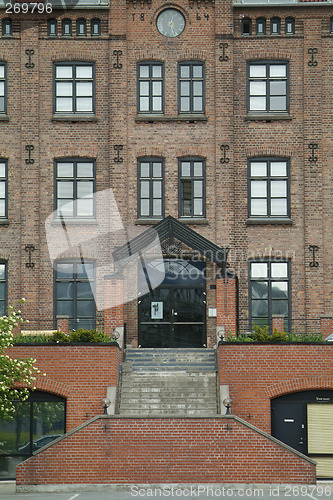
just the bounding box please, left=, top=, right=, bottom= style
left=308, top=404, right=333, bottom=478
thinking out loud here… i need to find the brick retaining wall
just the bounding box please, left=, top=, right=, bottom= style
left=16, top=416, right=316, bottom=485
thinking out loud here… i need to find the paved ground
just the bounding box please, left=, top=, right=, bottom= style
left=1, top=482, right=333, bottom=500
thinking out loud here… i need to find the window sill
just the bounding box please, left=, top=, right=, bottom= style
left=135, top=219, right=163, bottom=225
left=51, top=219, right=98, bottom=225
left=135, top=115, right=208, bottom=123
left=179, top=218, right=209, bottom=225
left=0, top=115, right=9, bottom=122
left=245, top=114, right=292, bottom=122
left=0, top=219, right=9, bottom=225
left=247, top=218, right=292, bottom=225
left=52, top=114, right=98, bottom=123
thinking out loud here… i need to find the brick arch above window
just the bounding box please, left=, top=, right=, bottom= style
left=266, top=377, right=333, bottom=400
left=21, top=376, right=72, bottom=399
left=245, top=149, right=292, bottom=158
left=242, top=50, right=292, bottom=62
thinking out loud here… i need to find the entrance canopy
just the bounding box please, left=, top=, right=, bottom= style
left=113, top=216, right=229, bottom=271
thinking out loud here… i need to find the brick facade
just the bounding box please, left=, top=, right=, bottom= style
left=8, top=344, right=122, bottom=430
left=16, top=416, right=316, bottom=485
left=0, top=0, right=331, bottom=341
left=217, top=343, right=333, bottom=434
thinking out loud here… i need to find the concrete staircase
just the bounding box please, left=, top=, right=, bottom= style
left=118, top=348, right=218, bottom=416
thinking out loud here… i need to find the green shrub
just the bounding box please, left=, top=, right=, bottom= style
left=224, top=324, right=324, bottom=343
left=14, top=329, right=118, bottom=344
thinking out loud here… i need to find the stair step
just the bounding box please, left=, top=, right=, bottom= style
left=118, top=348, right=218, bottom=417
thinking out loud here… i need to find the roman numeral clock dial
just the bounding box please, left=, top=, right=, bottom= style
left=156, top=9, right=186, bottom=38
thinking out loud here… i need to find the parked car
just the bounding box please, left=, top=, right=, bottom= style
left=18, top=434, right=62, bottom=454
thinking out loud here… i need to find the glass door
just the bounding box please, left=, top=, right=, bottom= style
left=138, top=286, right=206, bottom=348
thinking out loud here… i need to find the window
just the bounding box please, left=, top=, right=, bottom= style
left=285, top=17, right=295, bottom=35
left=62, top=19, right=72, bottom=36
left=137, top=62, right=163, bottom=114
left=55, top=261, right=95, bottom=331
left=0, top=262, right=6, bottom=316
left=2, top=18, right=12, bottom=37
left=47, top=19, right=57, bottom=37
left=55, top=159, right=95, bottom=218
left=0, top=64, right=6, bottom=114
left=248, top=158, right=289, bottom=218
left=249, top=260, right=290, bottom=332
left=248, top=61, right=288, bottom=114
left=270, top=17, right=281, bottom=35
left=91, top=18, right=101, bottom=37
left=54, top=63, right=94, bottom=114
left=178, top=62, right=204, bottom=114
left=256, top=18, right=266, bottom=36
left=76, top=18, right=86, bottom=36
left=179, top=158, right=205, bottom=218
left=138, top=158, right=164, bottom=219
left=330, top=17, right=333, bottom=34
left=0, top=160, right=7, bottom=219
left=242, top=17, right=252, bottom=36
left=0, top=391, right=65, bottom=480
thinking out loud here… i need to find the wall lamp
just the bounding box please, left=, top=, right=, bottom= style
left=101, top=397, right=111, bottom=415
left=223, top=397, right=232, bottom=415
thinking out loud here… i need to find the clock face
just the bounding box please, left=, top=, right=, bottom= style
left=156, top=9, right=186, bottom=38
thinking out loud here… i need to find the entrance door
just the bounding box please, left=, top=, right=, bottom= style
left=138, top=286, right=206, bottom=348
left=271, top=402, right=307, bottom=454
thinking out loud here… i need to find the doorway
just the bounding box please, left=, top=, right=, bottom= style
left=138, top=259, right=206, bottom=348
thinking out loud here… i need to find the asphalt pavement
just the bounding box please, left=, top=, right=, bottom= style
left=1, top=482, right=333, bottom=500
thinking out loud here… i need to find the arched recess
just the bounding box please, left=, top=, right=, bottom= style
left=267, top=376, right=333, bottom=400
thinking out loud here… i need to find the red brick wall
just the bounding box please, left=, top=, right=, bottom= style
left=8, top=345, right=122, bottom=430
left=104, top=276, right=124, bottom=333
left=216, top=276, right=237, bottom=336
left=16, top=416, right=316, bottom=485
left=217, top=344, right=333, bottom=433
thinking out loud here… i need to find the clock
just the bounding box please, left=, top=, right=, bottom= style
left=156, top=9, right=186, bottom=38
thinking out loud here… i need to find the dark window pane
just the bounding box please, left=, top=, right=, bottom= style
left=272, top=300, right=288, bottom=316
left=252, top=299, right=268, bottom=317
left=77, top=282, right=93, bottom=299
left=271, top=281, right=288, bottom=299
left=56, top=301, right=73, bottom=317
left=251, top=281, right=268, bottom=299
left=56, top=282, right=73, bottom=300
left=56, top=263, right=73, bottom=278
left=76, top=263, right=94, bottom=279
left=77, top=300, right=94, bottom=317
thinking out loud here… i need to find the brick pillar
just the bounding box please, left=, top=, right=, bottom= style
left=272, top=315, right=285, bottom=333
left=216, top=275, right=237, bottom=337
left=57, top=316, right=69, bottom=334
left=320, top=316, right=333, bottom=339
left=104, top=274, right=124, bottom=335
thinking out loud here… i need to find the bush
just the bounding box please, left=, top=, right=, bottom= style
left=14, top=329, right=118, bottom=344
left=224, top=324, right=324, bottom=343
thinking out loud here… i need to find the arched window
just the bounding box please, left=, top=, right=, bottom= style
left=2, top=18, right=12, bottom=37
left=270, top=17, right=281, bottom=35
left=47, top=18, right=57, bottom=37
left=76, top=18, right=86, bottom=36
left=62, top=18, right=72, bottom=37
left=241, top=17, right=252, bottom=36
left=256, top=17, right=266, bottom=36
left=285, top=17, right=295, bottom=35
left=0, top=391, right=66, bottom=479
left=91, top=18, right=101, bottom=37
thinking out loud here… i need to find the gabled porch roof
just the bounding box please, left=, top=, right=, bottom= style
left=113, top=216, right=229, bottom=270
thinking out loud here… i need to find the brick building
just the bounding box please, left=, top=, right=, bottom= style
left=0, top=0, right=332, bottom=344
left=0, top=0, right=333, bottom=486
